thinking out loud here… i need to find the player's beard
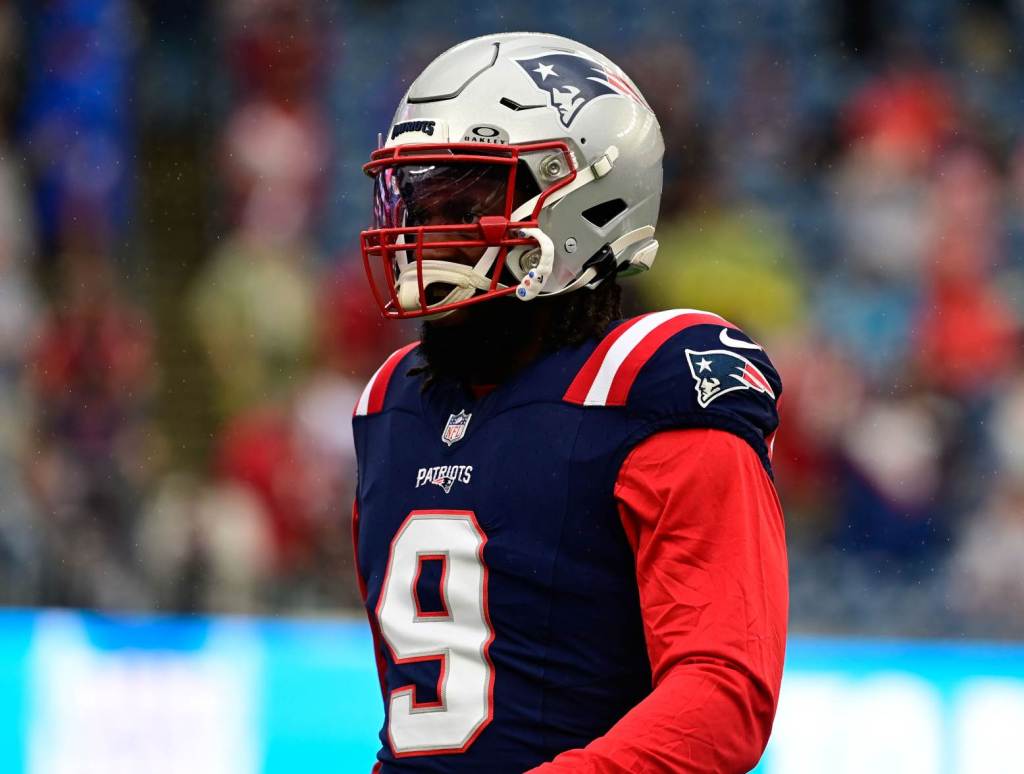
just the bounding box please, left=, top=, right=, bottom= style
left=417, top=278, right=622, bottom=387
left=418, top=295, right=552, bottom=387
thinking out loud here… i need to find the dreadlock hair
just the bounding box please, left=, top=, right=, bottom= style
left=538, top=274, right=622, bottom=351
left=412, top=276, right=622, bottom=388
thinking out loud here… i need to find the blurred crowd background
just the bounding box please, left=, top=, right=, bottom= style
left=0, top=0, right=1022, bottom=639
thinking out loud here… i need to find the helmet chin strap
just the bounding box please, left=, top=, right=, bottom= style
left=395, top=145, right=632, bottom=312
left=399, top=223, right=655, bottom=315
left=513, top=227, right=554, bottom=301
left=395, top=196, right=540, bottom=313
left=512, top=224, right=657, bottom=301
left=396, top=261, right=494, bottom=310
left=556, top=225, right=657, bottom=294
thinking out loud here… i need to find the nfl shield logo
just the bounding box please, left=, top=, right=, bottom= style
left=442, top=410, right=472, bottom=446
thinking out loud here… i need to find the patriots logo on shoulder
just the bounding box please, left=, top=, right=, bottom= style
left=514, top=52, right=649, bottom=127
left=685, top=349, right=776, bottom=408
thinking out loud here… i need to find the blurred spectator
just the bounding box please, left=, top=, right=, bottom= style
left=223, top=0, right=323, bottom=104
left=817, top=61, right=969, bottom=386
left=812, top=269, right=918, bottom=385
left=137, top=473, right=273, bottom=613
left=293, top=267, right=388, bottom=524
left=951, top=479, right=1024, bottom=632
left=831, top=135, right=932, bottom=283
left=220, top=0, right=329, bottom=239
left=833, top=390, right=951, bottom=565
left=26, top=251, right=155, bottom=608
left=19, top=0, right=138, bottom=256
left=915, top=146, right=1019, bottom=396
left=189, top=231, right=318, bottom=418
left=830, top=58, right=956, bottom=285
left=841, top=60, right=956, bottom=172
left=30, top=252, right=153, bottom=459
left=222, top=98, right=331, bottom=243
left=950, top=375, right=1024, bottom=633
left=628, top=43, right=807, bottom=336
left=292, top=264, right=407, bottom=608
left=0, top=128, right=41, bottom=603
left=214, top=403, right=315, bottom=578
left=990, top=375, right=1024, bottom=481
left=0, top=137, right=39, bottom=449
left=769, top=333, right=866, bottom=543
left=189, top=0, right=329, bottom=421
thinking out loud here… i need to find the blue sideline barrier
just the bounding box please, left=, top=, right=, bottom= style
left=0, top=610, right=1020, bottom=773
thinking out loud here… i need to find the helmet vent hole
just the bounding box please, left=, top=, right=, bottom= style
left=581, top=199, right=627, bottom=228
left=499, top=97, right=544, bottom=112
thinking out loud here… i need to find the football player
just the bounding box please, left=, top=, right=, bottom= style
left=352, top=32, right=787, bottom=773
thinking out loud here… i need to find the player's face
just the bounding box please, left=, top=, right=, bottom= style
left=384, top=163, right=510, bottom=265
left=367, top=156, right=542, bottom=313
left=372, top=163, right=502, bottom=306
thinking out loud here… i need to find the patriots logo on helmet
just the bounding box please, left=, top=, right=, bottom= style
left=685, top=349, right=776, bottom=408
left=515, top=52, right=649, bottom=127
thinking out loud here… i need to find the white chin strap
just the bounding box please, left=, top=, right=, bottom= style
left=395, top=145, right=650, bottom=313
left=396, top=260, right=493, bottom=311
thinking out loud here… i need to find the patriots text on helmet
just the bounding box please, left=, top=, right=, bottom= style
left=391, top=120, right=436, bottom=139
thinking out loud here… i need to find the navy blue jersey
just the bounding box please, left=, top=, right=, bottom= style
left=352, top=309, right=781, bottom=772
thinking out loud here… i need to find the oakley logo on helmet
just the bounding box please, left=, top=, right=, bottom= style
left=462, top=124, right=509, bottom=145
left=391, top=120, right=436, bottom=140
left=515, top=53, right=650, bottom=127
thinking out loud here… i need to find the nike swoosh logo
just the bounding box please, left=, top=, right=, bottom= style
left=719, top=328, right=762, bottom=350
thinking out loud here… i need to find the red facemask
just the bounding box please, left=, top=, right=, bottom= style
left=360, top=141, right=578, bottom=319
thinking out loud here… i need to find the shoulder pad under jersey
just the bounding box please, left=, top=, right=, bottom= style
left=563, top=309, right=782, bottom=463
left=353, top=342, right=420, bottom=417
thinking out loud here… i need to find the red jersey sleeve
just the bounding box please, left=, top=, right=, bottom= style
left=528, top=428, right=788, bottom=773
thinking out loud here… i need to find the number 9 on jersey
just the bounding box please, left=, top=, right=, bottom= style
left=375, top=511, right=495, bottom=755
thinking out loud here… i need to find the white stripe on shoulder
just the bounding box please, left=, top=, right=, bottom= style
left=584, top=309, right=717, bottom=406
left=354, top=358, right=389, bottom=417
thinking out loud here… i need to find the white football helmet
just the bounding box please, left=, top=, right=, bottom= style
left=361, top=32, right=664, bottom=318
